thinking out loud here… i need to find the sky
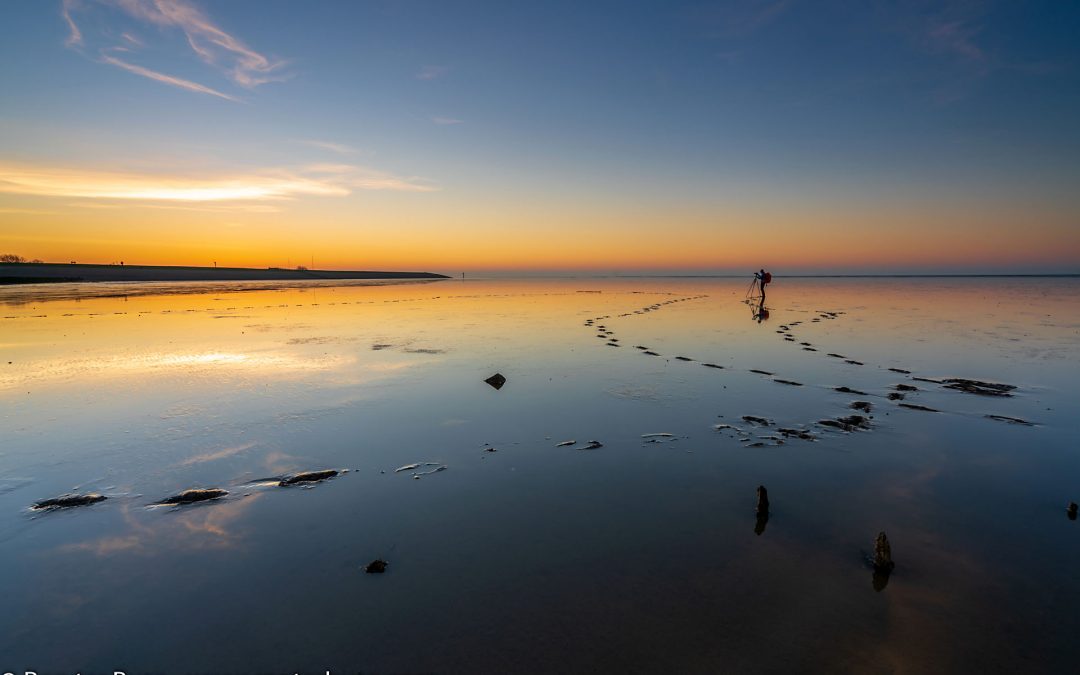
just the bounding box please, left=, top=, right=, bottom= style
left=1, top=0, right=1078, bottom=274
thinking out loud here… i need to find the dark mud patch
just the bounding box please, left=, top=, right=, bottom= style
left=850, top=401, right=873, bottom=412
left=888, top=368, right=911, bottom=374
left=895, top=384, right=919, bottom=392
left=774, top=379, right=803, bottom=386
left=155, top=488, right=228, bottom=505
left=643, top=351, right=660, bottom=356
left=742, top=415, right=771, bottom=426
left=749, top=369, right=774, bottom=376
left=818, top=415, right=871, bottom=432
left=778, top=428, right=816, bottom=441
left=32, top=493, right=107, bottom=510
left=899, top=403, right=939, bottom=412
left=985, top=414, right=1035, bottom=426
left=365, top=559, right=388, bottom=574
left=702, top=363, right=725, bottom=369
left=845, top=360, right=864, bottom=366
left=575, top=440, right=604, bottom=450
left=835, top=386, right=867, bottom=395
left=675, top=356, right=694, bottom=361
left=279, top=469, right=339, bottom=486
left=887, top=392, right=906, bottom=401
left=942, top=378, right=1016, bottom=397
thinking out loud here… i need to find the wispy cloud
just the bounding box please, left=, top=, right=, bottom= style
left=922, top=18, right=985, bottom=63
left=692, top=0, right=791, bottom=39
left=431, top=116, right=464, bottom=125
left=61, top=0, right=288, bottom=100
left=299, top=139, right=357, bottom=155
left=100, top=53, right=239, bottom=101
left=0, top=162, right=437, bottom=203
left=61, top=0, right=82, bottom=46
left=416, top=65, right=450, bottom=80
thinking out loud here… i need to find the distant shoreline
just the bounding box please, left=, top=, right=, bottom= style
left=0, top=263, right=449, bottom=284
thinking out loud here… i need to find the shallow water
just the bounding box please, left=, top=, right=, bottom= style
left=1, top=277, right=1078, bottom=673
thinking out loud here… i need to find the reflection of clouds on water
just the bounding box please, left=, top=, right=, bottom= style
left=0, top=350, right=355, bottom=390
left=177, top=441, right=258, bottom=467
left=60, top=496, right=263, bottom=558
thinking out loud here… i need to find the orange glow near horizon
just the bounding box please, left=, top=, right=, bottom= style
left=3, top=190, right=1078, bottom=272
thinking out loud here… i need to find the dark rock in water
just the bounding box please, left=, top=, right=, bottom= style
left=888, top=368, right=911, bottom=374
left=32, top=493, right=107, bottom=510
left=942, top=378, right=1015, bottom=397
left=873, top=532, right=895, bottom=571
left=894, top=383, right=918, bottom=391
left=742, top=415, right=771, bottom=426
left=835, top=386, right=867, bottom=395
left=985, top=414, right=1035, bottom=426
left=774, top=379, right=803, bottom=386
left=156, top=488, right=228, bottom=505
left=279, top=469, right=338, bottom=486
left=702, top=363, right=724, bottom=369
left=1068, top=503, right=1078, bottom=520
left=749, top=369, right=774, bottom=376
left=484, top=373, right=507, bottom=390
left=899, top=403, right=939, bottom=412
left=850, top=401, right=872, bottom=412
left=365, top=559, right=388, bottom=573
left=756, top=485, right=769, bottom=515
left=887, top=392, right=905, bottom=401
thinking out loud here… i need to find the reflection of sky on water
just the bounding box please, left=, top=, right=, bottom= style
left=0, top=277, right=1079, bottom=672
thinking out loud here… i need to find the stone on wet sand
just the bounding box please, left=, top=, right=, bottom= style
left=484, top=373, right=507, bottom=390
left=873, top=531, right=895, bottom=571
left=32, top=493, right=107, bottom=510
left=156, top=488, right=228, bottom=505
left=279, top=469, right=339, bottom=486
left=756, top=485, right=769, bottom=515
left=365, top=559, right=388, bottom=573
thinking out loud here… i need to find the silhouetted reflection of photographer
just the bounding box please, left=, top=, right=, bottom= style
left=752, top=297, right=769, bottom=324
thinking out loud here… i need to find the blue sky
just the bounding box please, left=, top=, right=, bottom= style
left=1, top=1, right=1078, bottom=273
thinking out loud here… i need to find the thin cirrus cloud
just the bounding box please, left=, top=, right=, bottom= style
left=0, top=162, right=437, bottom=204
left=299, top=139, right=358, bottom=155
left=61, top=0, right=289, bottom=100
left=431, top=116, right=464, bottom=125
left=416, top=65, right=450, bottom=80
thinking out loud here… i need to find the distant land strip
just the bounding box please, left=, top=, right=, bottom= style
left=0, top=263, right=449, bottom=284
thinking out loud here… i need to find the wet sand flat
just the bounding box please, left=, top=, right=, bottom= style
left=1, top=276, right=1079, bottom=673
